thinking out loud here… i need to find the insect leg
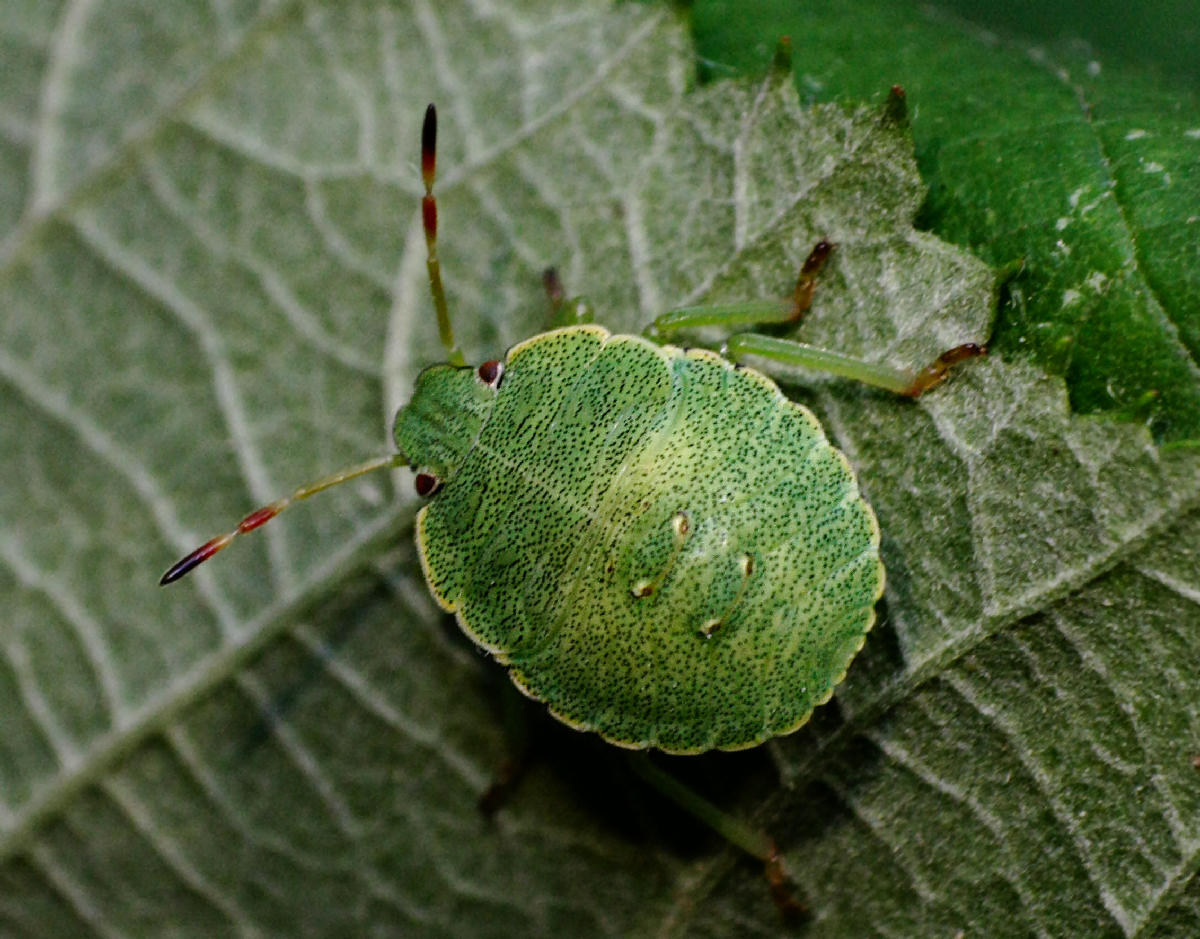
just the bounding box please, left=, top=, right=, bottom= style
left=542, top=267, right=595, bottom=328
left=477, top=679, right=534, bottom=818
left=643, top=233, right=984, bottom=394
left=628, top=752, right=807, bottom=918
left=723, top=333, right=986, bottom=397
left=644, top=240, right=832, bottom=340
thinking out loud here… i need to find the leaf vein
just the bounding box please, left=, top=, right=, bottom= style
left=944, top=668, right=1131, bottom=933
left=70, top=213, right=295, bottom=593
left=104, top=777, right=261, bottom=937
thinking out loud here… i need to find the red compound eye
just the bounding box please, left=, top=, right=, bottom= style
left=414, top=472, right=442, bottom=497
left=477, top=359, right=504, bottom=387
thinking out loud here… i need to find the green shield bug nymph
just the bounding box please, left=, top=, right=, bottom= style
left=163, top=98, right=985, bottom=891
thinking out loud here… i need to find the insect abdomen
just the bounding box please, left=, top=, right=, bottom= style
left=417, top=326, right=883, bottom=752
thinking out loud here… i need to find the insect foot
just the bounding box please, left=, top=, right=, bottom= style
left=629, top=754, right=810, bottom=920
left=900, top=342, right=988, bottom=397
left=765, top=839, right=809, bottom=922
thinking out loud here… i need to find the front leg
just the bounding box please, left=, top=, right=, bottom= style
left=628, top=752, right=808, bottom=920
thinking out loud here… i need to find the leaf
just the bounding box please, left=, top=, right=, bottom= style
left=0, top=2, right=1197, bottom=938
left=672, top=509, right=1200, bottom=938
left=695, top=0, right=1200, bottom=445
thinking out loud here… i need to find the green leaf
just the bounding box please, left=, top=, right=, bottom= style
left=695, top=0, right=1200, bottom=445
left=1, top=2, right=1197, bottom=937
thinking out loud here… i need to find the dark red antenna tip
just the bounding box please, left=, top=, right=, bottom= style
left=160, top=537, right=225, bottom=585
left=418, top=102, right=463, bottom=366
left=158, top=502, right=283, bottom=585
left=422, top=104, right=437, bottom=191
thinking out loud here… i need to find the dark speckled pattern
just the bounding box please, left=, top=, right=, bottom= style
left=411, top=325, right=883, bottom=753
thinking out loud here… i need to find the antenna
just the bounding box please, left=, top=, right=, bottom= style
left=422, top=104, right=464, bottom=367
left=161, top=104, right=472, bottom=585
left=160, top=455, right=404, bottom=584
left=161, top=107, right=477, bottom=584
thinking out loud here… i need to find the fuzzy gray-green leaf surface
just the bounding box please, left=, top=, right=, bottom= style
left=1, top=2, right=1197, bottom=937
